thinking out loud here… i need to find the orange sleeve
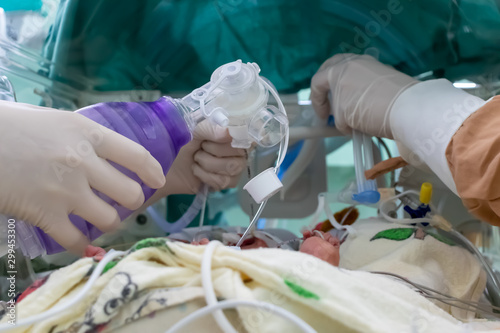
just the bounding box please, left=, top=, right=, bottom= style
left=446, top=96, right=500, bottom=226
left=365, top=157, right=408, bottom=180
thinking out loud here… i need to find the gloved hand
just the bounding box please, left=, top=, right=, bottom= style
left=162, top=120, right=247, bottom=195
left=0, top=101, right=166, bottom=254
left=310, top=53, right=418, bottom=138
left=311, top=53, right=500, bottom=227
left=309, top=53, right=481, bottom=191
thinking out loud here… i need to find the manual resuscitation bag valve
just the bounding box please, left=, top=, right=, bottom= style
left=183, top=60, right=290, bottom=204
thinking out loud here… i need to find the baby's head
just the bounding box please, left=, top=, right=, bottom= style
left=299, top=231, right=340, bottom=266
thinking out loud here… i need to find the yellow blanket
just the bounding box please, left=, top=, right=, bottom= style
left=3, top=237, right=498, bottom=333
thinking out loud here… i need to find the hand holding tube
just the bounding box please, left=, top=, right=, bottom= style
left=310, top=53, right=418, bottom=138
left=162, top=120, right=247, bottom=194
left=311, top=54, right=500, bottom=228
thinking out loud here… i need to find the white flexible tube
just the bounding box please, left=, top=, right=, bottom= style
left=148, top=187, right=207, bottom=234
left=306, top=193, right=357, bottom=242
left=165, top=300, right=317, bottom=333
left=146, top=205, right=168, bottom=229
left=352, top=130, right=367, bottom=193
left=0, top=250, right=125, bottom=331
left=449, top=230, right=500, bottom=305
left=232, top=79, right=288, bottom=248
left=340, top=206, right=355, bottom=225
left=260, top=78, right=289, bottom=172
left=198, top=184, right=209, bottom=228
left=313, top=230, right=325, bottom=240
left=235, top=200, right=268, bottom=248
left=201, top=241, right=237, bottom=333
left=323, top=201, right=356, bottom=239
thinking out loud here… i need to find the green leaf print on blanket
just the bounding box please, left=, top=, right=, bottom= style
left=284, top=279, right=320, bottom=300
left=130, top=238, right=175, bottom=254
left=370, top=228, right=455, bottom=245
left=370, top=228, right=415, bottom=242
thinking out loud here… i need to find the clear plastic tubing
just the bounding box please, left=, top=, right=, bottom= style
left=33, top=97, right=193, bottom=254
left=351, top=129, right=380, bottom=204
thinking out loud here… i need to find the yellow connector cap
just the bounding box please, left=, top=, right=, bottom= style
left=420, top=182, right=433, bottom=204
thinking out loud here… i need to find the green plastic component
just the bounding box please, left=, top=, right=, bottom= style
left=370, top=228, right=415, bottom=242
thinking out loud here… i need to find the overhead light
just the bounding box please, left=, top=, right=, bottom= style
left=453, top=81, right=477, bottom=89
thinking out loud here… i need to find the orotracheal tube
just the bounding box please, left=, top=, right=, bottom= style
left=179, top=60, right=289, bottom=200
left=178, top=61, right=290, bottom=247
left=164, top=61, right=290, bottom=241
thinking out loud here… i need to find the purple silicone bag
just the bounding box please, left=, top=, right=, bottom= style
left=33, top=97, right=192, bottom=254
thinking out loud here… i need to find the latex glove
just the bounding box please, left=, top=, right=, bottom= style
left=163, top=120, right=246, bottom=194
left=310, top=53, right=418, bottom=138
left=0, top=101, right=165, bottom=254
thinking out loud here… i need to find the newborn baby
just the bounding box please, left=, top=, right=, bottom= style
left=86, top=230, right=341, bottom=267
left=193, top=230, right=341, bottom=266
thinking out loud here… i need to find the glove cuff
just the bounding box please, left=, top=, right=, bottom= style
left=390, top=79, right=486, bottom=194
left=354, top=72, right=418, bottom=139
